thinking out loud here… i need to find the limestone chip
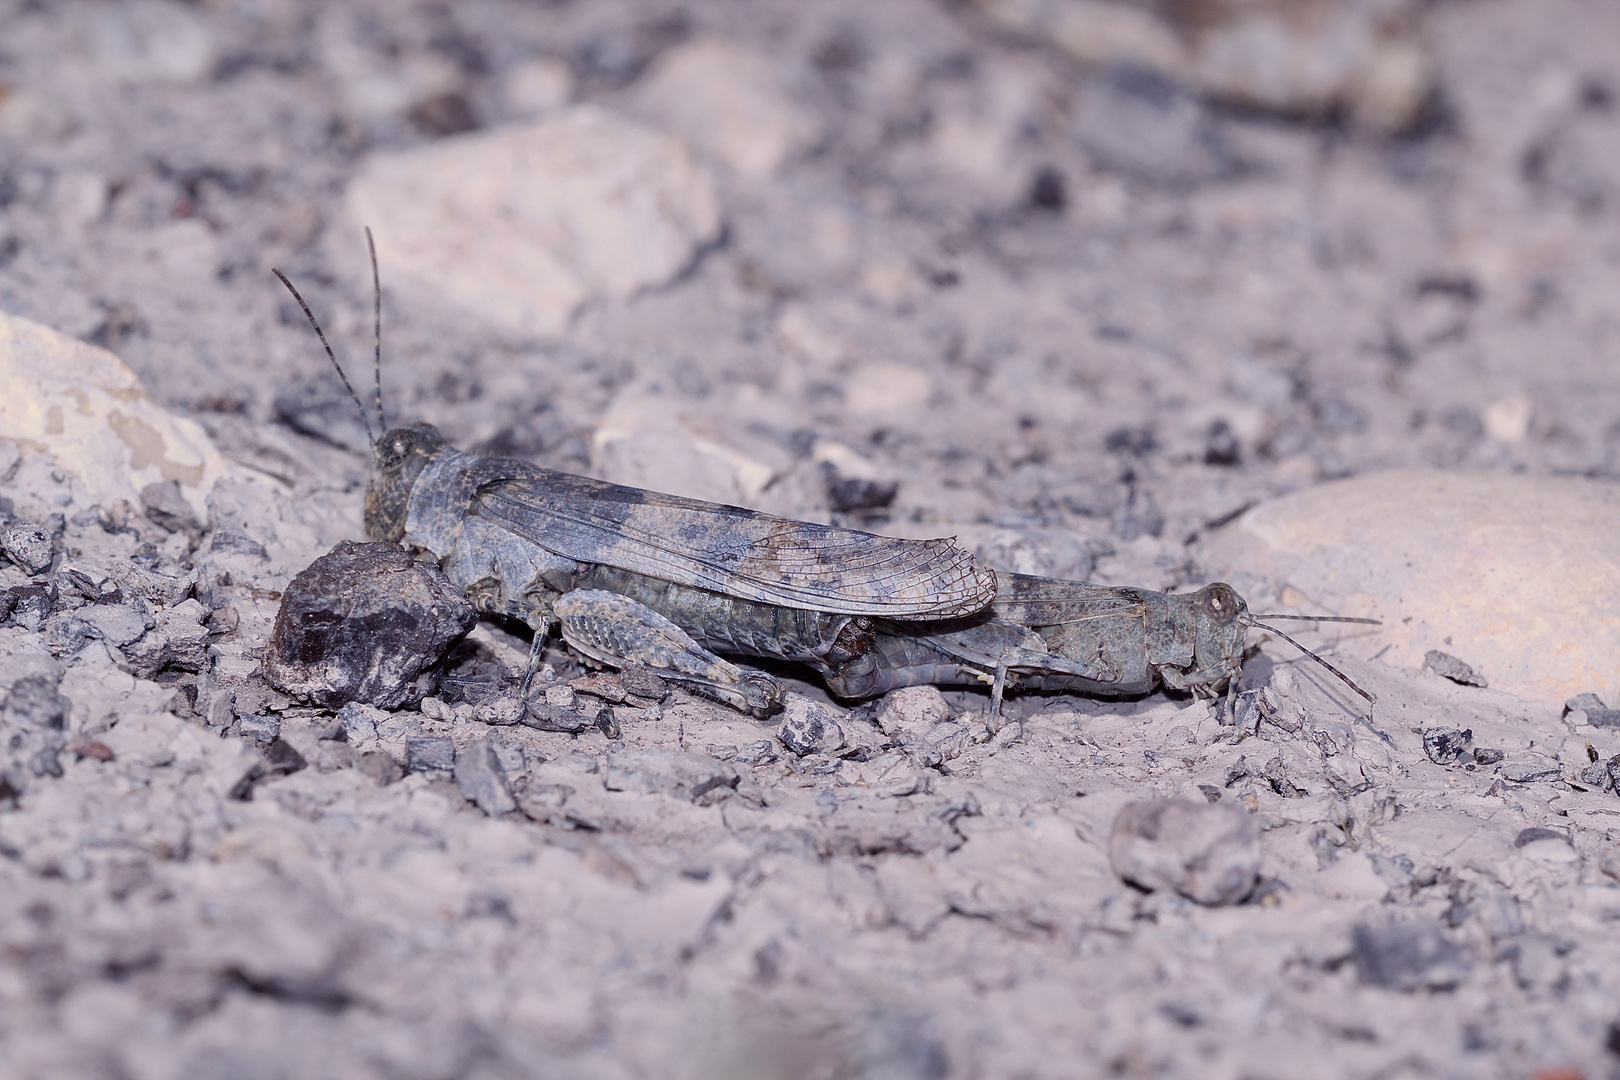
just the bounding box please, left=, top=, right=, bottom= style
left=346, top=105, right=722, bottom=339
left=0, top=311, right=233, bottom=522
left=1204, top=469, right=1620, bottom=706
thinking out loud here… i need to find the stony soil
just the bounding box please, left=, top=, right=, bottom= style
left=2, top=1, right=1620, bottom=1078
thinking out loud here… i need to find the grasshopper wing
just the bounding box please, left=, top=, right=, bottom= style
left=991, top=573, right=1147, bottom=627
left=472, top=466, right=995, bottom=617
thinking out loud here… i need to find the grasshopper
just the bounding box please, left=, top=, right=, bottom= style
left=809, top=573, right=1381, bottom=722
left=272, top=236, right=996, bottom=717
left=275, top=236, right=1374, bottom=724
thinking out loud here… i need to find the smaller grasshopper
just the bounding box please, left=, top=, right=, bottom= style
left=809, top=573, right=1380, bottom=724
left=272, top=234, right=996, bottom=716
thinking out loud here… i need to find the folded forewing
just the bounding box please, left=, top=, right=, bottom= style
left=472, top=468, right=995, bottom=617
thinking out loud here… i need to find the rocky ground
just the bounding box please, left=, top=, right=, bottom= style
left=1, top=0, right=1620, bottom=1077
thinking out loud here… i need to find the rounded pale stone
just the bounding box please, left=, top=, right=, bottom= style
left=1204, top=470, right=1620, bottom=706
left=0, top=310, right=233, bottom=520
left=346, top=105, right=721, bottom=339
left=632, top=37, right=820, bottom=180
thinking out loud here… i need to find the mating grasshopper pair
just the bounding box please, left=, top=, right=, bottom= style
left=274, top=237, right=1376, bottom=725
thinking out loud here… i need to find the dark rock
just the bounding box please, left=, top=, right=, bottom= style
left=1352, top=921, right=1469, bottom=991
left=1513, top=827, right=1572, bottom=848
left=237, top=713, right=281, bottom=747
left=1472, top=748, right=1505, bottom=766
left=1579, top=761, right=1613, bottom=791
left=6, top=674, right=70, bottom=729
left=1424, top=650, right=1487, bottom=688
left=594, top=705, right=621, bottom=740
left=1, top=521, right=54, bottom=575
left=209, top=530, right=269, bottom=559
left=570, top=674, right=628, bottom=704
left=5, top=584, right=52, bottom=632
left=1422, top=727, right=1473, bottom=765
left=619, top=664, right=669, bottom=702
left=1204, top=419, right=1240, bottom=466
left=1027, top=165, right=1066, bottom=212
left=227, top=737, right=308, bottom=801
left=357, top=750, right=403, bottom=786
left=407, top=736, right=456, bottom=774
left=823, top=463, right=898, bottom=516
left=454, top=739, right=517, bottom=816
left=139, top=481, right=202, bottom=537
left=264, top=542, right=477, bottom=709
left=1566, top=694, right=1620, bottom=727
left=522, top=701, right=593, bottom=733
left=1109, top=798, right=1260, bottom=906
left=1608, top=754, right=1620, bottom=793
left=1074, top=64, right=1233, bottom=187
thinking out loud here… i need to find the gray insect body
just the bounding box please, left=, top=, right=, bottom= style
left=365, top=424, right=995, bottom=715
left=824, top=576, right=1251, bottom=704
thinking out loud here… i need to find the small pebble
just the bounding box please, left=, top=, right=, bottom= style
left=236, top=713, right=281, bottom=747
left=1424, top=650, right=1487, bottom=688
left=1109, top=798, right=1260, bottom=906
left=406, top=736, right=456, bottom=775
left=454, top=739, right=517, bottom=816
left=358, top=750, right=403, bottom=787
left=523, top=701, right=592, bottom=733
left=1422, top=728, right=1473, bottom=765
left=2, top=521, right=54, bottom=575
left=1352, top=922, right=1469, bottom=991
left=778, top=697, right=846, bottom=757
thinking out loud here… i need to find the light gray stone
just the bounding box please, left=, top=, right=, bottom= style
left=1109, top=798, right=1260, bottom=906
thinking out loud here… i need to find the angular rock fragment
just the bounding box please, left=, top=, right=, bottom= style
left=1109, top=798, right=1260, bottom=906
left=1424, top=650, right=1487, bottom=688
left=778, top=697, right=846, bottom=757
left=139, top=479, right=203, bottom=538
left=1352, top=921, right=1469, bottom=991
left=237, top=713, right=281, bottom=747
left=2, top=520, right=55, bottom=575
left=1422, top=728, right=1473, bottom=765
left=455, top=738, right=517, bottom=816
left=228, top=737, right=308, bottom=801
left=1500, top=758, right=1561, bottom=784
left=604, top=749, right=739, bottom=804
left=6, top=673, right=70, bottom=729
left=407, top=736, right=456, bottom=775
left=264, top=542, right=477, bottom=709
left=1566, top=693, right=1620, bottom=728
left=357, top=750, right=403, bottom=786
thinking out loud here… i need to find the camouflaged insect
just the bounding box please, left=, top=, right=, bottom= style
left=363, top=422, right=996, bottom=716
left=276, top=238, right=1372, bottom=723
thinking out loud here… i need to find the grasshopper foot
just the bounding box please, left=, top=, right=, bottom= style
left=553, top=590, right=785, bottom=718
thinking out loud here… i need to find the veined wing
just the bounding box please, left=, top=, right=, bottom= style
left=992, top=573, right=1147, bottom=627
left=472, top=466, right=995, bottom=617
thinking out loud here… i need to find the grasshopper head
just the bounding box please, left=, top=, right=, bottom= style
left=365, top=423, right=447, bottom=542
left=1190, top=582, right=1248, bottom=687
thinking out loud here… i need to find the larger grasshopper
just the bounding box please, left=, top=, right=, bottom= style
left=273, top=240, right=995, bottom=717
left=275, top=238, right=1374, bottom=723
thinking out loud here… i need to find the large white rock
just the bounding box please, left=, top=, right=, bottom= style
left=0, top=311, right=232, bottom=520
left=631, top=38, right=820, bottom=180
left=1204, top=470, right=1620, bottom=706
left=346, top=106, right=722, bottom=338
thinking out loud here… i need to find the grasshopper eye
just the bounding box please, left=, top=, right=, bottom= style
left=1201, top=583, right=1240, bottom=626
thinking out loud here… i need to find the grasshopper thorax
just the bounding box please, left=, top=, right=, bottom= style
left=365, top=423, right=448, bottom=543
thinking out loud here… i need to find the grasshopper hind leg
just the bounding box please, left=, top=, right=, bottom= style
left=552, top=589, right=784, bottom=718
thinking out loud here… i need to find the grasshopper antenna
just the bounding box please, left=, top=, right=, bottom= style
left=1250, top=613, right=1382, bottom=625
left=1248, top=618, right=1377, bottom=705
left=271, top=266, right=377, bottom=448
left=365, top=226, right=385, bottom=435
